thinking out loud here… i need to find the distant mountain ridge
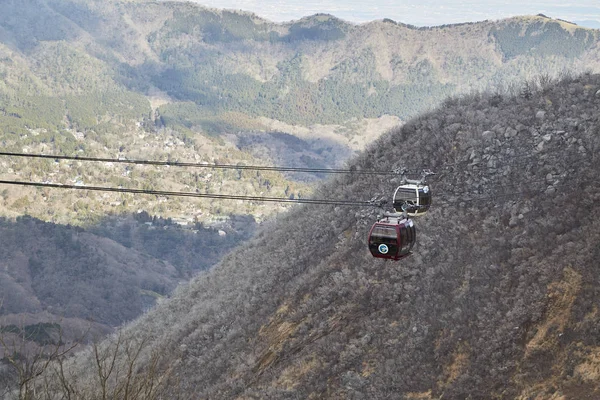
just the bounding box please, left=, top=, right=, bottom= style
left=1, top=1, right=600, bottom=124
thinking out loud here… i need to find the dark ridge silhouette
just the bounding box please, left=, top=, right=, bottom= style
left=32, top=73, right=600, bottom=399
left=0, top=215, right=179, bottom=328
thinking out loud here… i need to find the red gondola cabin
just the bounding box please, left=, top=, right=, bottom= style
left=368, top=215, right=416, bottom=260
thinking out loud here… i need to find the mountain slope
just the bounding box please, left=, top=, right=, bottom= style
left=2, top=2, right=600, bottom=124
left=2, top=2, right=600, bottom=228
left=0, top=216, right=180, bottom=329
left=34, top=74, right=600, bottom=399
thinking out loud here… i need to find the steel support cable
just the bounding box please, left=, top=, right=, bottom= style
left=430, top=171, right=582, bottom=195
left=2, top=175, right=596, bottom=209
left=414, top=133, right=542, bottom=172
left=0, top=179, right=377, bottom=207
left=0, top=152, right=395, bottom=176
left=434, top=178, right=599, bottom=207
left=423, top=156, right=577, bottom=179
left=401, top=138, right=593, bottom=175
left=430, top=178, right=549, bottom=198
left=433, top=153, right=595, bottom=193
left=0, top=146, right=588, bottom=178
left=0, top=148, right=567, bottom=177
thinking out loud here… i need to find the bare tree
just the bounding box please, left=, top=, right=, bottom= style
left=520, top=80, right=535, bottom=99
left=34, top=331, right=178, bottom=400
left=537, top=72, right=554, bottom=92
left=0, top=320, right=81, bottom=400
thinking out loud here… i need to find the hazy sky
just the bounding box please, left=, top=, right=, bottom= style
left=186, top=0, right=600, bottom=28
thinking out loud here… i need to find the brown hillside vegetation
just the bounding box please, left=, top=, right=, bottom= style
left=27, top=74, right=600, bottom=399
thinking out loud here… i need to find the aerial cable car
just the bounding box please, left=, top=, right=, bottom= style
left=367, top=211, right=416, bottom=261
left=392, top=169, right=435, bottom=216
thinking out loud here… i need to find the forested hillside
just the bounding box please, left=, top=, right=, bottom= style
left=0, top=212, right=256, bottom=395
left=0, top=212, right=255, bottom=328
left=18, top=73, right=600, bottom=399
left=1, top=1, right=600, bottom=226
left=2, top=2, right=599, bottom=126
left=1, top=2, right=600, bottom=397
left=0, top=215, right=179, bottom=337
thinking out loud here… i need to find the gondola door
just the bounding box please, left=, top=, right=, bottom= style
left=368, top=218, right=415, bottom=260
left=368, top=222, right=400, bottom=260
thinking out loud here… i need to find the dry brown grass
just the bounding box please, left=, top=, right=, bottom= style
left=275, top=356, right=320, bottom=390
left=405, top=390, right=434, bottom=399
left=253, top=307, right=303, bottom=375
left=442, top=342, right=470, bottom=386
left=525, top=267, right=582, bottom=354
left=513, top=267, right=600, bottom=399
left=574, top=346, right=600, bottom=382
